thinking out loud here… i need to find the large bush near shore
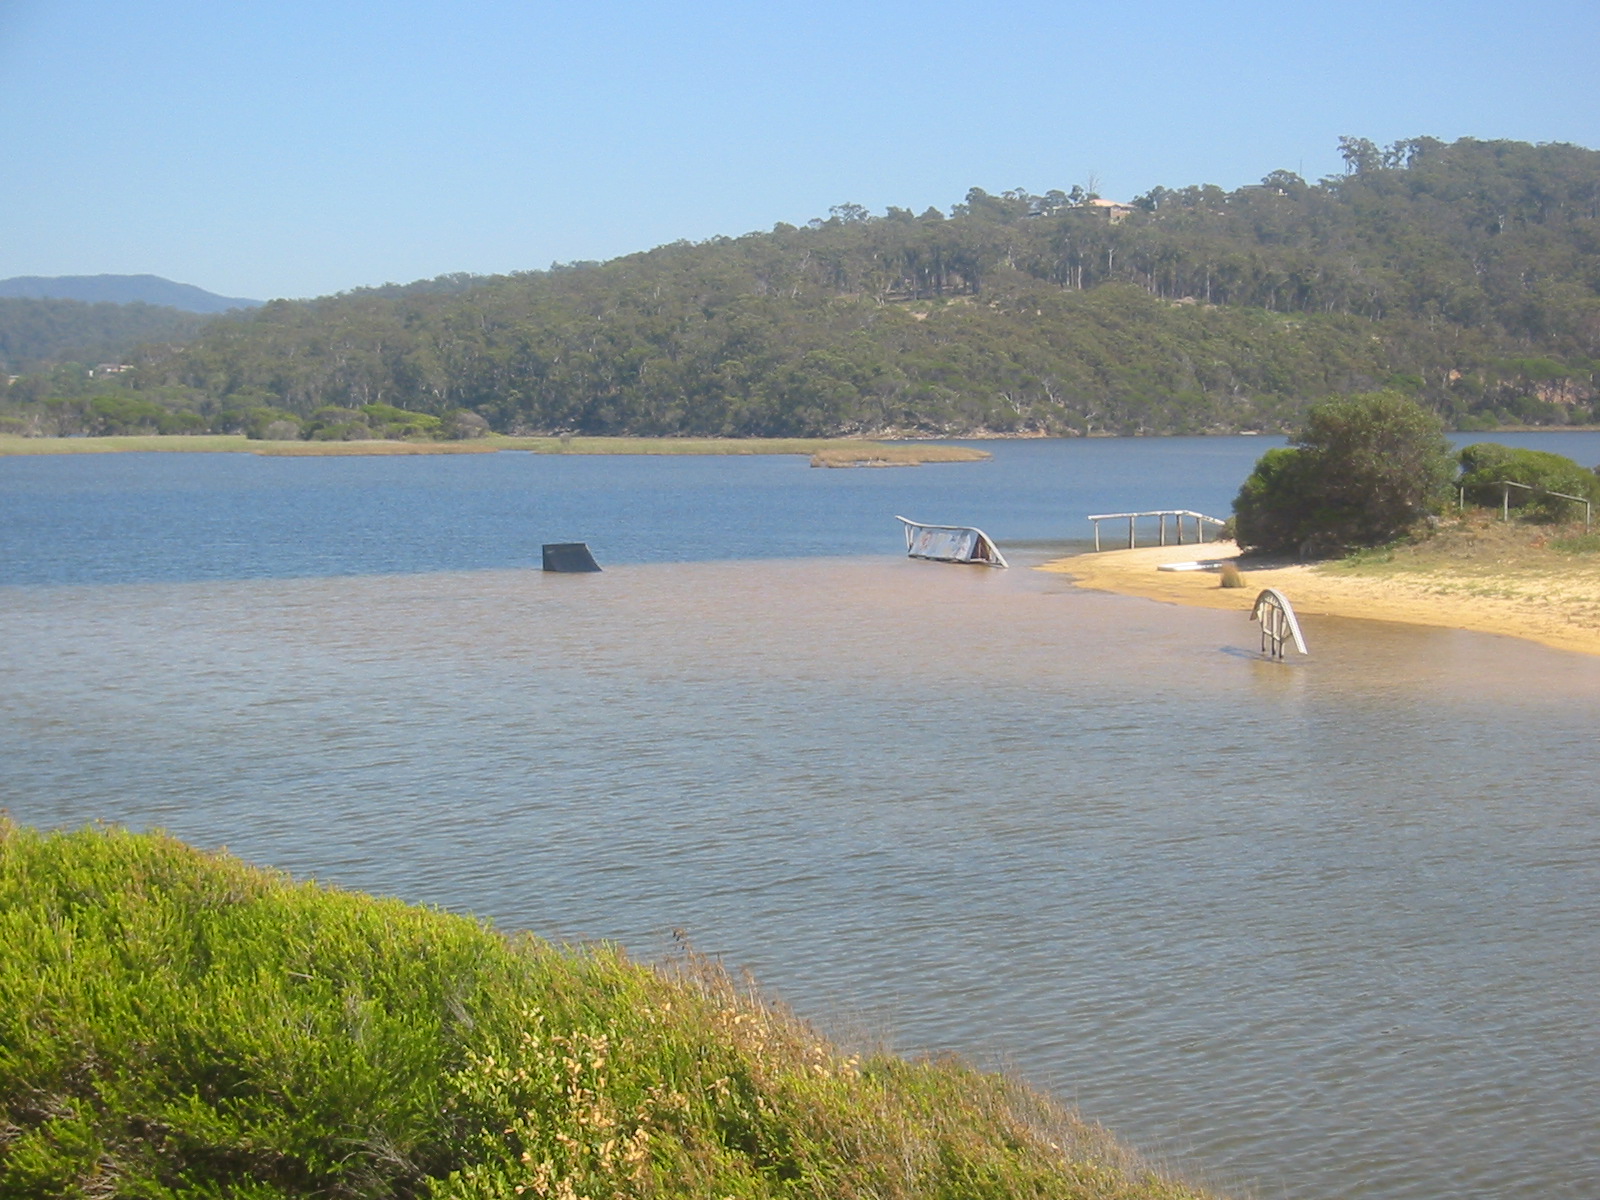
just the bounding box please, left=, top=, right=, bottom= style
left=1233, top=391, right=1454, bottom=555
left=0, top=821, right=1210, bottom=1200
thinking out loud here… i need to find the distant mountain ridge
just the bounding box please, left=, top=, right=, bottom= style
left=0, top=274, right=261, bottom=314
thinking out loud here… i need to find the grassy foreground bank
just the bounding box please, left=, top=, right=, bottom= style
left=0, top=822, right=1208, bottom=1200
left=0, top=434, right=989, bottom=464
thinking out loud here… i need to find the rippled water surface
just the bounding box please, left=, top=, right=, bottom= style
left=5, top=439, right=1600, bottom=1199
left=2, top=436, right=1285, bottom=583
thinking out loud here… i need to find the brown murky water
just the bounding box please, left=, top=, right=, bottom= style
left=4, top=557, right=1599, bottom=1199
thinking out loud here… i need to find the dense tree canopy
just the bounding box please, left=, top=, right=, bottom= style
left=5, top=137, right=1600, bottom=439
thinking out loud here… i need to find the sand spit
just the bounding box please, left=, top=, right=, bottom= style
left=1041, top=539, right=1600, bottom=658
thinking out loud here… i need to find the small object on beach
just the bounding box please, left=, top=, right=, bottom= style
left=1251, top=588, right=1308, bottom=658
left=542, top=543, right=602, bottom=573
left=1218, top=562, right=1246, bottom=588
left=895, top=516, right=1008, bottom=567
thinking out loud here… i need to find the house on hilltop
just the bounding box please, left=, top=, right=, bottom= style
left=1079, top=197, right=1137, bottom=224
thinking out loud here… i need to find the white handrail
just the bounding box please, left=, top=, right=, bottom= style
left=1085, top=509, right=1228, bottom=522
left=1460, top=479, right=1593, bottom=528
left=1086, top=510, right=1229, bottom=551
left=1251, top=588, right=1308, bottom=658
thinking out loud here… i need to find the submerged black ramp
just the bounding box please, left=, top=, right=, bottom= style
left=542, top=543, right=602, bottom=572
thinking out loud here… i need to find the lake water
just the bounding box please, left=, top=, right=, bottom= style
left=4, top=435, right=1600, bottom=1199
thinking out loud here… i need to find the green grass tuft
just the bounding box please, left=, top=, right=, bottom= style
left=0, top=820, right=1213, bottom=1200
left=1551, top=530, right=1600, bottom=554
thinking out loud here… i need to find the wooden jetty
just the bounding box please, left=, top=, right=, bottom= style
left=1086, top=510, right=1227, bottom=551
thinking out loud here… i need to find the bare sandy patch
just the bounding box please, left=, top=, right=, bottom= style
left=1041, top=535, right=1600, bottom=657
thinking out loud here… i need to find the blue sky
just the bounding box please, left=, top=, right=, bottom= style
left=2, top=0, right=1596, bottom=301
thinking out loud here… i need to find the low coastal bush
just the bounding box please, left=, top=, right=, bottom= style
left=1457, top=442, right=1600, bottom=522
left=0, top=821, right=1211, bottom=1200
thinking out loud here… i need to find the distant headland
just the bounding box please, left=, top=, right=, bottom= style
left=0, top=274, right=262, bottom=313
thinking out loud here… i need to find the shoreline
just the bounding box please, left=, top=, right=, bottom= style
left=0, top=434, right=988, bottom=463
left=1041, top=539, right=1600, bottom=658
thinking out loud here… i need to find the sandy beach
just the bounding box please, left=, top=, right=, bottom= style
left=1042, top=539, right=1600, bottom=657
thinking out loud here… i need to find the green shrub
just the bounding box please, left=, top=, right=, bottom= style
left=1232, top=446, right=1316, bottom=554
left=226, top=404, right=305, bottom=440
left=261, top=418, right=305, bottom=440
left=1233, top=391, right=1453, bottom=555
left=154, top=410, right=208, bottom=435
left=1456, top=442, right=1600, bottom=522
left=361, top=402, right=445, bottom=439
left=304, top=406, right=373, bottom=441
left=0, top=822, right=1210, bottom=1200
left=86, top=394, right=169, bottom=435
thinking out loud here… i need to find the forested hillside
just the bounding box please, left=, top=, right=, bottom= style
left=0, top=298, right=207, bottom=374
left=5, top=137, right=1598, bottom=438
